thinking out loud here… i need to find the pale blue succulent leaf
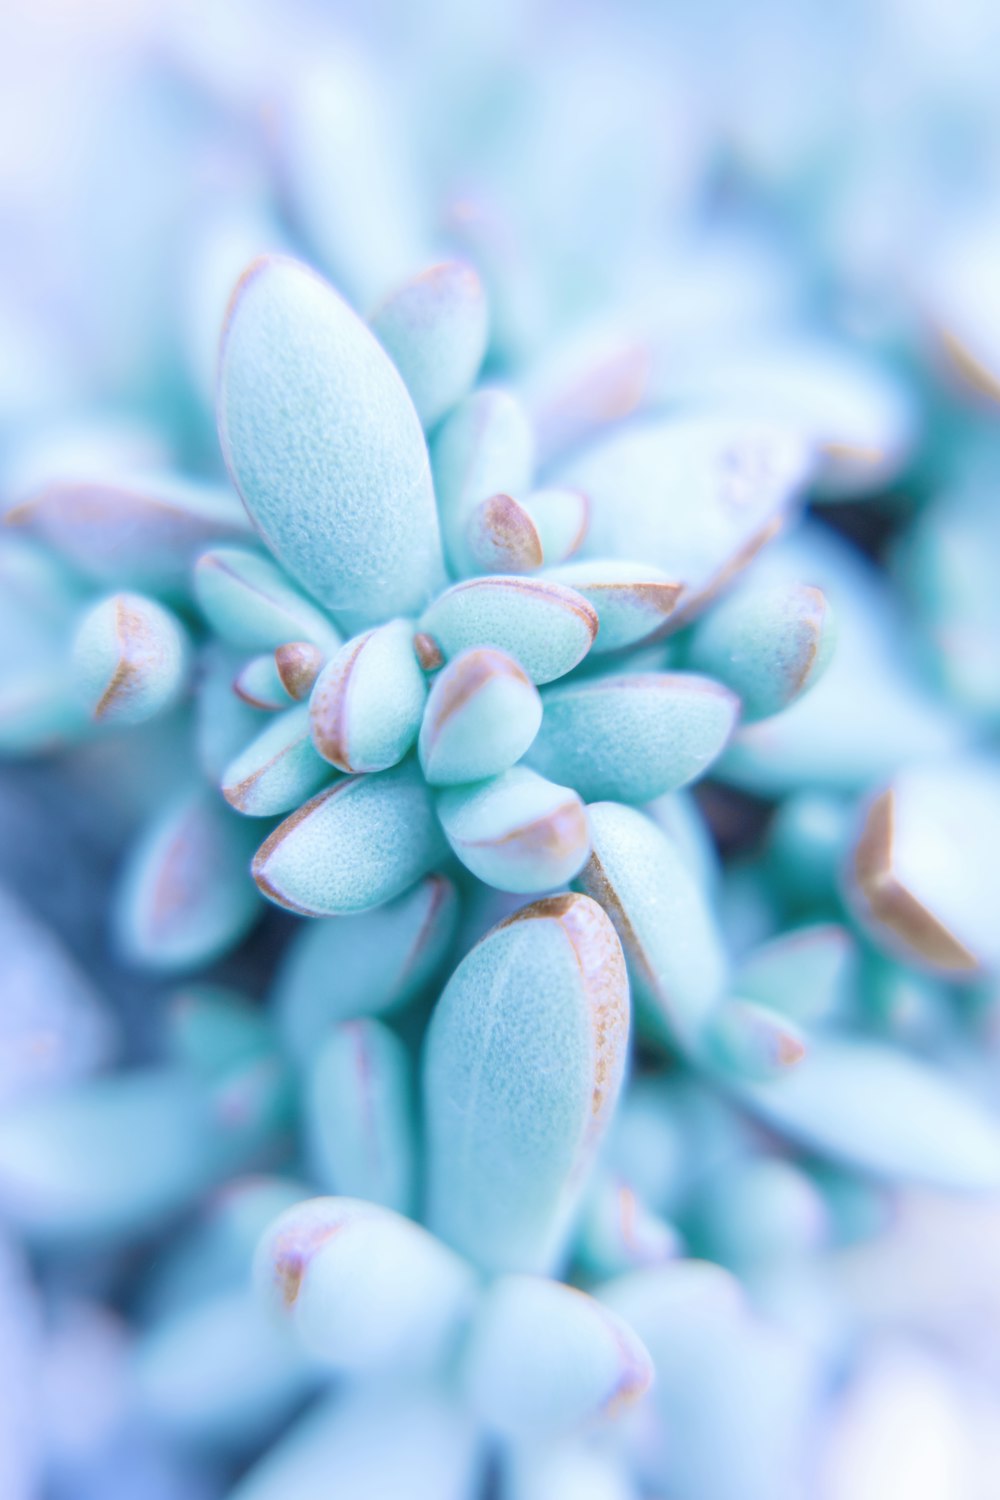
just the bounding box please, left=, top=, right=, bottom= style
left=461, top=1273, right=652, bottom=1439
left=272, top=875, right=459, bottom=1062
left=419, top=647, right=543, bottom=786
left=306, top=1019, right=416, bottom=1216
left=222, top=705, right=334, bottom=818
left=218, top=256, right=445, bottom=631
left=115, top=789, right=262, bottom=970
left=527, top=672, right=738, bottom=803
left=576, top=802, right=729, bottom=1050
left=309, top=619, right=426, bottom=774
left=370, top=261, right=489, bottom=430
left=419, top=576, right=597, bottom=684
left=71, top=592, right=189, bottom=727
left=253, top=1196, right=478, bottom=1372
left=423, top=893, right=629, bottom=1275
left=436, top=766, right=590, bottom=894
left=252, top=758, right=447, bottom=917
left=193, top=546, right=342, bottom=654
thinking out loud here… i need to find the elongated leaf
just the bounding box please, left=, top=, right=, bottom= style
left=424, top=893, right=629, bottom=1275
left=218, top=256, right=445, bottom=631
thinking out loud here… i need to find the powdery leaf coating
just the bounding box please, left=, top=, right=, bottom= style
left=731, top=1035, right=1000, bottom=1190
left=194, top=546, right=342, bottom=653
left=431, top=388, right=536, bottom=576
left=576, top=801, right=728, bottom=1050
left=562, top=414, right=811, bottom=619
left=419, top=647, right=543, bottom=786
left=252, top=757, right=447, bottom=917
left=306, top=1019, right=415, bottom=1215
left=273, top=875, right=459, bottom=1062
left=437, top=766, right=591, bottom=894
left=5, top=476, right=251, bottom=592
left=527, top=672, right=739, bottom=803
left=222, top=705, right=334, bottom=817
left=686, top=580, right=836, bottom=721
left=116, top=790, right=261, bottom=971
left=309, top=618, right=427, bottom=773
left=461, top=1274, right=653, bottom=1438
left=370, top=261, right=489, bottom=429
left=542, top=558, right=684, bottom=653
left=253, top=1196, right=477, bottom=1371
left=423, top=893, right=629, bottom=1275
left=845, top=761, right=1000, bottom=978
left=229, top=1387, right=478, bottom=1500
left=218, top=255, right=445, bottom=631
left=71, top=592, right=189, bottom=726
left=419, top=576, right=598, bottom=684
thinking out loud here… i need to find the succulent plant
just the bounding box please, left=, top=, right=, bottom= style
left=5, top=6, right=1000, bottom=1500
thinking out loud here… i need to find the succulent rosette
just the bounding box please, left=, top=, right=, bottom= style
left=4, top=7, right=1000, bottom=1500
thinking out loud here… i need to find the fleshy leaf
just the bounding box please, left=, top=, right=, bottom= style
left=730, top=1034, right=1000, bottom=1189
left=437, top=766, right=590, bottom=894
left=0, top=1063, right=285, bottom=1245
left=254, top=1196, right=476, bottom=1371
left=541, top=559, right=684, bottom=653
left=273, top=875, right=458, bottom=1062
left=233, top=652, right=294, bottom=711
left=419, top=647, right=542, bottom=786
left=218, top=255, right=445, bottom=631
left=71, top=592, right=189, bottom=726
left=5, top=476, right=250, bottom=593
left=419, top=575, right=597, bottom=684
left=845, top=759, right=1000, bottom=978
left=423, top=893, right=629, bottom=1275
left=430, top=389, right=535, bottom=576
left=309, top=618, right=426, bottom=773
left=193, top=546, right=341, bottom=653
left=562, top=414, right=810, bottom=619
left=527, top=672, right=738, bottom=803
left=370, top=261, right=488, bottom=429
left=306, top=1019, right=415, bottom=1215
left=576, top=802, right=728, bottom=1050
left=0, top=884, right=115, bottom=1108
left=461, top=1274, right=652, bottom=1438
left=602, top=1264, right=816, bottom=1500
left=222, top=706, right=334, bottom=817
left=252, top=757, right=446, bottom=917
left=115, top=790, right=261, bottom=970
left=686, top=579, right=836, bottom=721
left=228, top=1387, right=479, bottom=1500
left=135, top=1288, right=314, bottom=1453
